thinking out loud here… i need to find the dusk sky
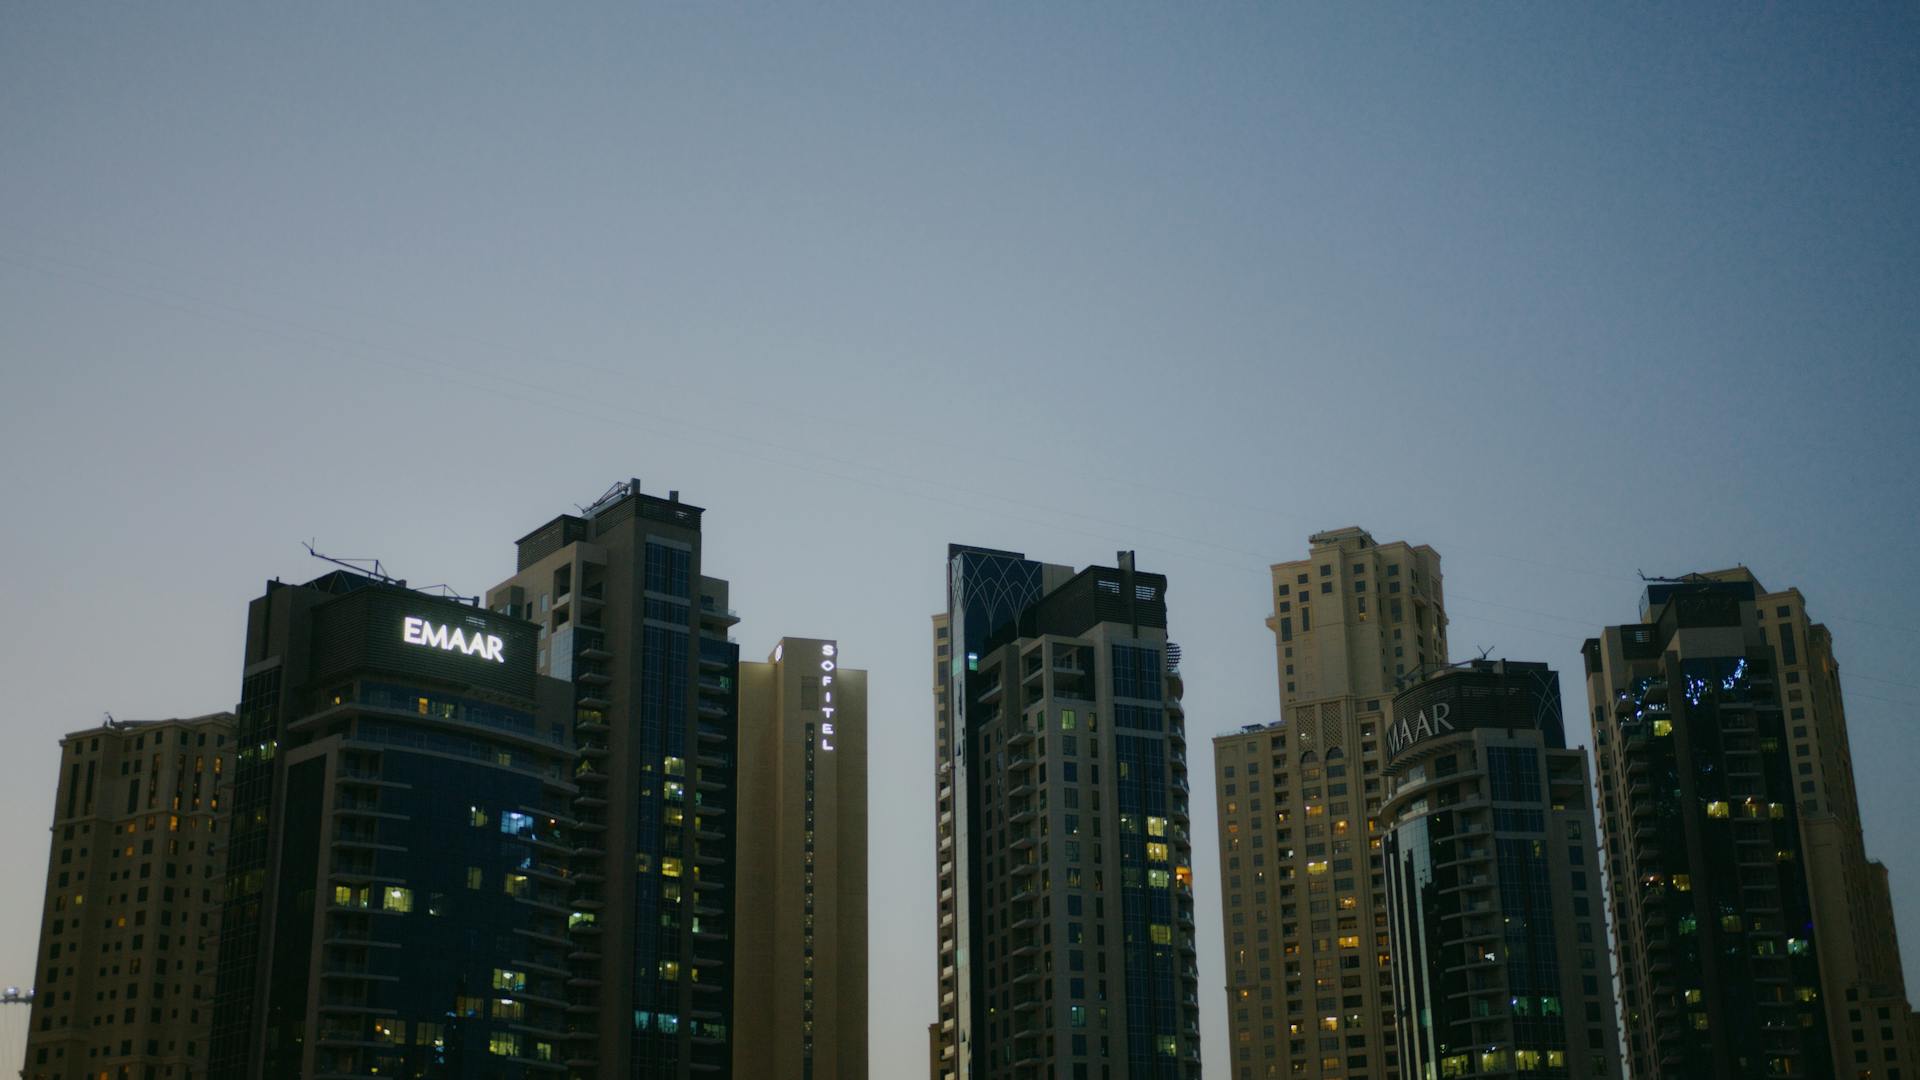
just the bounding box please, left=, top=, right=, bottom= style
left=3, top=5, right=1918, bottom=1071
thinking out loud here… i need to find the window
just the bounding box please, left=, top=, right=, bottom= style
left=382, top=886, right=413, bottom=913
left=493, top=968, right=526, bottom=992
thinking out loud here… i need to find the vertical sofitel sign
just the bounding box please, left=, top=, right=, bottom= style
left=820, top=642, right=839, bottom=751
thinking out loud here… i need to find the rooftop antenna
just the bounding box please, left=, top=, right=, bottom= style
left=1637, top=570, right=1715, bottom=584
left=304, top=543, right=479, bottom=606
left=305, top=541, right=403, bottom=585
left=1476, top=645, right=1495, bottom=660
left=578, top=477, right=640, bottom=517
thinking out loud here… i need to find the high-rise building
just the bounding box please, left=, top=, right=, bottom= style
left=932, top=545, right=1201, bottom=1080
left=1704, top=568, right=1920, bottom=1079
left=1380, top=660, right=1623, bottom=1080
left=1214, top=526, right=1445, bottom=1080
left=487, top=479, right=742, bottom=1080
left=24, top=712, right=233, bottom=1080
left=207, top=569, right=576, bottom=1078
left=1583, top=577, right=1830, bottom=1079
left=735, top=637, right=868, bottom=1080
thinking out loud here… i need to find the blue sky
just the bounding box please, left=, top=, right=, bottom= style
left=3, top=5, right=1917, bottom=1071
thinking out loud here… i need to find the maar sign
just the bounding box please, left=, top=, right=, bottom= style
left=1386, top=701, right=1454, bottom=757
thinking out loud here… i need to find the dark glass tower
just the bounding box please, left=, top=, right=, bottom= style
left=1381, top=660, right=1622, bottom=1080
left=208, top=570, right=575, bottom=1079
left=931, top=546, right=1201, bottom=1079
left=489, top=480, right=740, bottom=1080
left=1584, top=579, right=1831, bottom=1080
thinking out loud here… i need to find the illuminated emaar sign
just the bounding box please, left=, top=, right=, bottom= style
left=402, top=616, right=506, bottom=663
left=819, top=642, right=838, bottom=751
left=1387, top=701, right=1454, bottom=757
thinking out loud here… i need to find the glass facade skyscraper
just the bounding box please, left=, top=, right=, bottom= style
left=1380, top=660, right=1622, bottom=1080
left=208, top=570, right=575, bottom=1079
left=1584, top=578, right=1830, bottom=1079
left=489, top=480, right=741, bottom=1080
left=931, top=546, right=1200, bottom=1080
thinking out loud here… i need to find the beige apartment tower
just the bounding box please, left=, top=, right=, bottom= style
left=1214, top=527, right=1446, bottom=1080
left=736, top=638, right=869, bottom=1080
left=1706, top=568, right=1920, bottom=1079
left=24, top=713, right=234, bottom=1080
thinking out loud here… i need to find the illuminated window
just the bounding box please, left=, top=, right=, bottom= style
left=492, top=968, right=526, bottom=992
left=383, top=886, right=413, bottom=912
left=489, top=1032, right=522, bottom=1057
left=661, top=857, right=683, bottom=878
left=1149, top=924, right=1173, bottom=945
left=1706, top=801, right=1729, bottom=819
left=469, top=806, right=489, bottom=827
left=1307, top=860, right=1329, bottom=875
left=504, top=874, right=529, bottom=898
left=1147, top=816, right=1167, bottom=837
left=1672, top=874, right=1691, bottom=892
left=1320, top=1015, right=1339, bottom=1032
left=664, top=756, right=685, bottom=776
left=1652, top=719, right=1672, bottom=737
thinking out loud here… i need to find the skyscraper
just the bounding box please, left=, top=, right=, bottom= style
left=1703, top=568, right=1919, bottom=1079
left=24, top=712, right=233, bottom=1080
left=735, top=637, right=868, bottom=1080
left=1380, top=660, right=1622, bottom=1080
left=932, top=546, right=1201, bottom=1080
left=487, top=479, right=742, bottom=1080
left=207, top=569, right=575, bottom=1078
left=1214, top=526, right=1445, bottom=1080
left=1583, top=576, right=1829, bottom=1079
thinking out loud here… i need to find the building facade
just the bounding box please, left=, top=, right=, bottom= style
left=207, top=570, right=576, bottom=1078
left=1214, top=526, right=1446, bottom=1080
left=1584, top=577, right=1830, bottom=1079
left=487, top=480, right=742, bottom=1080
left=24, top=712, right=234, bottom=1080
left=932, top=546, right=1201, bottom=1080
left=735, top=637, right=868, bottom=1080
left=1380, top=661, right=1622, bottom=1080
left=1706, top=569, right=1919, bottom=1080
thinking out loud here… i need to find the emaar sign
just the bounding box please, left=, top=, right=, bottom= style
left=402, top=616, right=507, bottom=664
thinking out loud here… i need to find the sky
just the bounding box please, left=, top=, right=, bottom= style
left=2, top=4, right=1918, bottom=1073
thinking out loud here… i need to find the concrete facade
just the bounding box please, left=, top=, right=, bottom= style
left=24, top=713, right=234, bottom=1080
left=735, top=638, right=869, bottom=1080
left=1708, top=568, right=1919, bottom=1080
left=1214, top=526, right=1445, bottom=1080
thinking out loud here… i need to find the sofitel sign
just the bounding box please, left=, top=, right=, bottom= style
left=1387, top=701, right=1455, bottom=757
left=402, top=616, right=507, bottom=663
left=819, top=643, right=838, bottom=751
